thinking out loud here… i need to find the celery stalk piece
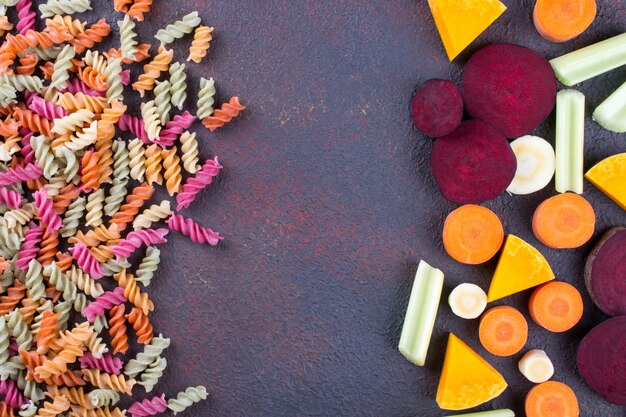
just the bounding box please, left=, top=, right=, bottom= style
left=444, top=410, right=515, bottom=417
left=555, top=90, right=585, bottom=194
left=549, top=32, right=626, bottom=86
left=398, top=260, right=444, bottom=367
left=593, top=81, right=626, bottom=133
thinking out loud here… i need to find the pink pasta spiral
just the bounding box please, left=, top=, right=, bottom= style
left=16, top=0, right=35, bottom=34
left=62, top=78, right=106, bottom=97
left=127, top=394, right=168, bottom=417
left=19, top=129, right=35, bottom=163
left=82, top=287, right=126, bottom=322
left=70, top=242, right=105, bottom=279
left=34, top=188, right=62, bottom=231
left=27, top=94, right=68, bottom=120
left=0, top=377, right=27, bottom=408
left=110, top=228, right=169, bottom=260
left=118, top=114, right=149, bottom=144
left=79, top=352, right=123, bottom=375
left=0, top=162, right=42, bottom=186
left=0, top=187, right=23, bottom=208
left=167, top=213, right=223, bottom=246
left=15, top=224, right=44, bottom=270
left=155, top=111, right=196, bottom=148
left=120, top=69, right=131, bottom=86
left=176, top=156, right=222, bottom=211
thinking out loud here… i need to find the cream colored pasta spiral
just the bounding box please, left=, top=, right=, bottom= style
left=30, top=135, right=59, bottom=180
left=153, top=80, right=171, bottom=124
left=117, top=14, right=138, bottom=61
left=53, top=145, right=79, bottom=182
left=128, top=138, right=146, bottom=181
left=85, top=188, right=104, bottom=227
left=66, top=264, right=104, bottom=298
left=6, top=310, right=32, bottom=351
left=64, top=120, right=98, bottom=152
left=167, top=385, right=208, bottom=415
left=51, top=109, right=95, bottom=136
left=154, top=12, right=201, bottom=45
left=168, top=62, right=187, bottom=110
left=179, top=130, right=200, bottom=174
left=132, top=200, right=171, bottom=230
left=39, top=0, right=92, bottom=18
left=103, top=58, right=123, bottom=103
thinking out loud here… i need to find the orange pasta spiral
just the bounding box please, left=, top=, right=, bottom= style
left=143, top=144, right=162, bottom=186
left=80, top=369, right=135, bottom=394
left=161, top=146, right=181, bottom=196
left=35, top=395, right=71, bottom=416
left=0, top=117, right=18, bottom=137
left=113, top=269, right=153, bottom=315
left=202, top=96, right=246, bottom=132
left=45, top=387, right=93, bottom=410
left=36, top=309, right=60, bottom=353
left=113, top=0, right=132, bottom=12
left=0, top=16, right=13, bottom=38
left=6, top=26, right=73, bottom=54
left=16, top=53, right=39, bottom=76
left=96, top=101, right=126, bottom=143
left=13, top=107, right=53, bottom=137
left=126, top=307, right=153, bottom=344
left=36, top=323, right=92, bottom=378
left=0, top=279, right=27, bottom=316
left=104, top=43, right=151, bottom=64
left=18, top=297, right=40, bottom=325
left=0, top=44, right=16, bottom=74
left=53, top=183, right=81, bottom=215
left=78, top=67, right=109, bottom=92
left=46, top=15, right=86, bottom=38
left=69, top=225, right=120, bottom=247
left=39, top=61, right=55, bottom=80
left=80, top=150, right=101, bottom=191
left=45, top=286, right=62, bottom=303
left=37, top=229, right=59, bottom=266
left=187, top=26, right=214, bottom=63
left=132, top=46, right=173, bottom=97
left=72, top=19, right=112, bottom=54
left=109, top=182, right=154, bottom=232
left=127, top=0, right=153, bottom=22
left=88, top=244, right=115, bottom=263
left=56, top=93, right=108, bottom=114
left=95, top=137, right=113, bottom=184
left=0, top=400, right=14, bottom=417
left=55, top=251, right=74, bottom=272
left=108, top=304, right=128, bottom=354
left=20, top=350, right=86, bottom=386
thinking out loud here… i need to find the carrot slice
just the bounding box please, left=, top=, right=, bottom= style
left=525, top=381, right=579, bottom=417
left=443, top=204, right=504, bottom=265
left=479, top=306, right=528, bottom=357
left=529, top=281, right=583, bottom=332
left=532, top=193, right=595, bottom=249
left=533, top=0, right=596, bottom=43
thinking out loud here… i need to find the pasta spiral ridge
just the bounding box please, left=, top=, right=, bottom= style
left=77, top=67, right=108, bottom=92
left=64, top=120, right=98, bottom=152
left=167, top=386, right=207, bottom=415
left=87, top=389, right=119, bottom=408
left=72, top=18, right=111, bottom=54
left=34, top=309, right=59, bottom=353
left=0, top=355, right=26, bottom=382
left=33, top=395, right=70, bottom=416
left=17, top=297, right=39, bottom=325
left=132, top=201, right=170, bottom=231
left=30, top=135, right=58, bottom=179
left=127, top=394, right=167, bottom=417
left=167, top=62, right=186, bottom=110
left=137, top=357, right=165, bottom=393
left=187, top=26, right=214, bottom=64
left=51, top=109, right=94, bottom=136
left=110, top=229, right=168, bottom=260
left=202, top=96, right=245, bottom=132
left=34, top=189, right=62, bottom=231
left=117, top=114, right=148, bottom=144
left=53, top=251, right=73, bottom=272
left=85, top=327, right=107, bottom=358
left=13, top=108, right=52, bottom=137
left=123, top=334, right=169, bottom=378
left=112, top=0, right=130, bottom=12
left=0, top=378, right=28, bottom=408
left=39, top=0, right=92, bottom=18
left=47, top=44, right=75, bottom=97
left=28, top=95, right=68, bottom=120
left=126, top=307, right=152, bottom=344
left=66, top=265, right=102, bottom=298
left=6, top=311, right=32, bottom=351
left=109, top=182, right=153, bottom=232
left=131, top=47, right=173, bottom=98
left=45, top=15, right=85, bottom=38
left=103, top=43, right=150, bottom=65
left=79, top=353, right=122, bottom=375
left=52, top=299, right=72, bottom=331
left=140, top=101, right=161, bottom=142
left=15, top=0, right=35, bottom=35
left=59, top=196, right=85, bottom=238
left=102, top=58, right=122, bottom=104
left=155, top=12, right=201, bottom=45
left=43, top=262, right=86, bottom=313
left=178, top=131, right=199, bottom=174
left=95, top=137, right=113, bottom=185
left=3, top=203, right=36, bottom=228
left=17, top=52, right=38, bottom=76
left=161, top=147, right=181, bottom=196
left=117, top=15, right=137, bottom=62
left=126, top=0, right=152, bottom=22
left=45, top=386, right=92, bottom=410
left=155, top=111, right=195, bottom=148
left=103, top=178, right=128, bottom=217
left=81, top=287, right=125, bottom=322
left=52, top=146, right=78, bottom=180
left=80, top=369, right=135, bottom=395
left=111, top=139, right=129, bottom=180
left=69, top=242, right=104, bottom=279
left=143, top=144, right=162, bottom=186
left=15, top=226, right=44, bottom=270
left=113, top=269, right=153, bottom=315
left=85, top=188, right=104, bottom=227
left=23, top=259, right=46, bottom=301
left=0, top=163, right=42, bottom=186
left=167, top=213, right=223, bottom=246
left=176, top=156, right=222, bottom=210
left=152, top=80, right=170, bottom=124
left=107, top=304, right=128, bottom=354
left=196, top=77, right=215, bottom=119
left=36, top=228, right=59, bottom=266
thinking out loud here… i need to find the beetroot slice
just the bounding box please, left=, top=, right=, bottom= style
left=584, top=227, right=626, bottom=316
left=411, top=79, right=463, bottom=138
left=577, top=316, right=626, bottom=405
left=461, top=43, right=557, bottom=138
left=430, top=120, right=516, bottom=204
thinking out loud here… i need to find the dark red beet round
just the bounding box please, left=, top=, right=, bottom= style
left=411, top=79, right=463, bottom=137
left=577, top=316, right=626, bottom=405
left=430, top=120, right=516, bottom=204
left=584, top=227, right=626, bottom=316
left=461, top=43, right=557, bottom=138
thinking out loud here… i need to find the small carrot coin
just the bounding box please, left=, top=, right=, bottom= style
left=479, top=306, right=528, bottom=357
left=529, top=281, right=583, bottom=332
left=526, top=381, right=579, bottom=417
left=443, top=204, right=504, bottom=265
left=532, top=193, right=595, bottom=249
left=533, top=0, right=596, bottom=43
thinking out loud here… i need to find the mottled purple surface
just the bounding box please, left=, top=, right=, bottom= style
left=53, top=0, right=626, bottom=416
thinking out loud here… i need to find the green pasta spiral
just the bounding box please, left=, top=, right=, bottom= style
left=103, top=58, right=123, bottom=103
left=24, top=259, right=46, bottom=301
left=135, top=246, right=161, bottom=286
left=67, top=264, right=103, bottom=298
left=155, top=12, right=201, bottom=45
left=104, top=177, right=129, bottom=217
left=88, top=389, right=120, bottom=407
left=112, top=139, right=130, bottom=180
left=0, top=74, right=44, bottom=93
left=118, top=14, right=138, bottom=61
left=167, top=385, right=208, bottom=415
left=6, top=310, right=32, bottom=351
left=197, top=77, right=216, bottom=119
left=43, top=262, right=87, bottom=313
left=0, top=356, right=24, bottom=381
left=153, top=80, right=172, bottom=124
left=31, top=136, right=59, bottom=180
left=60, top=196, right=86, bottom=238
left=54, top=146, right=80, bottom=182
left=53, top=299, right=72, bottom=331
left=0, top=316, right=9, bottom=366
left=168, top=62, right=187, bottom=110
left=39, top=0, right=92, bottom=18
left=124, top=334, right=170, bottom=378
left=138, top=357, right=167, bottom=392
left=47, top=44, right=76, bottom=96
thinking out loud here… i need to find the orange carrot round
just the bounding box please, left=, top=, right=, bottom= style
left=526, top=381, right=579, bottom=417
left=529, top=281, right=583, bottom=332
left=533, top=0, right=597, bottom=43
left=479, top=306, right=528, bottom=357
left=443, top=204, right=504, bottom=265
left=532, top=193, right=595, bottom=249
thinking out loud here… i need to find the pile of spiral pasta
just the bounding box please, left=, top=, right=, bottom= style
left=0, top=0, right=245, bottom=416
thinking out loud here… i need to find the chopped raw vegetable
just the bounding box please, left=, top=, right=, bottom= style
left=398, top=260, right=444, bottom=366
left=507, top=135, right=555, bottom=195
left=532, top=193, right=595, bottom=249
left=525, top=381, right=579, bottom=417
left=549, top=32, right=626, bottom=86
left=577, top=316, right=626, bottom=405
left=444, top=410, right=514, bottom=417
left=487, top=235, right=555, bottom=302
left=584, top=227, right=626, bottom=316
left=519, top=349, right=554, bottom=383
left=443, top=204, right=504, bottom=265
left=585, top=153, right=626, bottom=210
left=436, top=333, right=508, bottom=410
left=411, top=79, right=463, bottom=137
left=427, top=0, right=506, bottom=61
left=529, top=282, right=583, bottom=332
left=533, top=0, right=596, bottom=43
left=479, top=306, right=528, bottom=357
left=448, top=283, right=488, bottom=319
left=555, top=89, right=585, bottom=194
left=593, top=80, right=626, bottom=132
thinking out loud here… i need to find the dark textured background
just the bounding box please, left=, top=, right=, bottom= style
left=49, top=0, right=626, bottom=416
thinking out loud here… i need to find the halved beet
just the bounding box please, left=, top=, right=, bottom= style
left=584, top=227, right=626, bottom=316
left=411, top=79, right=463, bottom=137
left=431, top=120, right=516, bottom=204
left=577, top=316, right=626, bottom=405
left=461, top=43, right=557, bottom=138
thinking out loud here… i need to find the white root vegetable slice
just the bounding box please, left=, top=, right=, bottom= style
left=519, top=349, right=554, bottom=383
left=448, top=283, right=487, bottom=319
left=507, top=135, right=555, bottom=195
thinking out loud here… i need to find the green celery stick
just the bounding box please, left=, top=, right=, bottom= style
left=593, top=80, right=626, bottom=133
left=398, top=260, right=444, bottom=367
left=550, top=33, right=626, bottom=86
left=444, top=410, right=515, bottom=417
left=555, top=90, right=585, bottom=194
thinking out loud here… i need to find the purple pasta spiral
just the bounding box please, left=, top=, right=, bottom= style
left=110, top=228, right=169, bottom=260
left=0, top=162, right=42, bottom=186
left=15, top=224, right=44, bottom=270
left=16, top=0, right=35, bottom=34
left=70, top=242, right=105, bottom=279
left=0, top=377, right=27, bottom=408
left=118, top=114, right=150, bottom=144
left=62, top=78, right=106, bottom=97
left=176, top=156, right=222, bottom=211
left=79, top=352, right=123, bottom=374
left=82, top=287, right=126, bottom=322
left=27, top=94, right=68, bottom=120
left=167, top=213, right=223, bottom=246
left=33, top=189, right=62, bottom=231
left=155, top=111, right=196, bottom=148
left=0, top=187, right=23, bottom=209
left=128, top=394, right=168, bottom=417
left=120, top=69, right=131, bottom=86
